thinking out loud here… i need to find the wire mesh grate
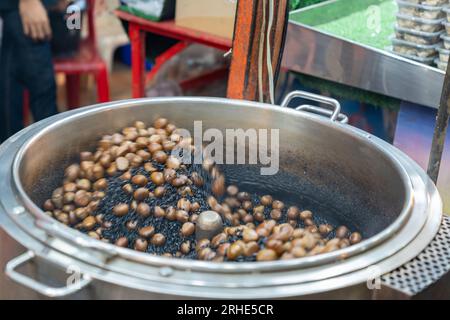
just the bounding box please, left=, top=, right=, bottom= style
left=381, top=215, right=450, bottom=295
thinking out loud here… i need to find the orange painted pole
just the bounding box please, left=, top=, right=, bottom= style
left=227, top=0, right=289, bottom=103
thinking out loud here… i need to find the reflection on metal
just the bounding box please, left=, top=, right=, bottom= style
left=282, top=18, right=445, bottom=109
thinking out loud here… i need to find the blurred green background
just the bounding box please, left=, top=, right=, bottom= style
left=290, top=0, right=328, bottom=11
left=287, top=0, right=401, bottom=111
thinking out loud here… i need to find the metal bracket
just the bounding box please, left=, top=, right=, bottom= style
left=281, top=90, right=348, bottom=123
left=5, top=251, right=91, bottom=298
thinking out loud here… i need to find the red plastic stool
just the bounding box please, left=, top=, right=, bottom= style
left=23, top=0, right=110, bottom=122
left=54, top=38, right=110, bottom=109
left=53, top=0, right=110, bottom=108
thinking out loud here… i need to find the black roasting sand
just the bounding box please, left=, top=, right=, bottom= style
left=71, top=156, right=343, bottom=262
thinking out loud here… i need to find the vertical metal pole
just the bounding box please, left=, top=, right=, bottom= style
left=427, top=64, right=450, bottom=184
left=227, top=0, right=289, bottom=102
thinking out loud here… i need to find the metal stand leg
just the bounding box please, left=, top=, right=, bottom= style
left=427, top=66, right=450, bottom=184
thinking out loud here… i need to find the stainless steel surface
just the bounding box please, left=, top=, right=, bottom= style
left=196, top=211, right=224, bottom=240
left=282, top=10, right=445, bottom=109
left=11, top=97, right=415, bottom=272
left=0, top=96, right=443, bottom=299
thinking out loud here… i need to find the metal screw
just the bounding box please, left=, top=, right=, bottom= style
left=159, top=267, right=174, bottom=277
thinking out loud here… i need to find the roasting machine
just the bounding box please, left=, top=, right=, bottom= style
left=1, top=0, right=450, bottom=300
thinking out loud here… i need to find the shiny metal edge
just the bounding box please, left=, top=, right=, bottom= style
left=8, top=97, right=415, bottom=273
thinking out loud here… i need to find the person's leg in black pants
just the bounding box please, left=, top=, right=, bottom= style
left=0, top=12, right=22, bottom=142
left=0, top=10, right=57, bottom=143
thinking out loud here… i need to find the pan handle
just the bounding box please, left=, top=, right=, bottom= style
left=280, top=90, right=348, bottom=123
left=5, top=251, right=92, bottom=298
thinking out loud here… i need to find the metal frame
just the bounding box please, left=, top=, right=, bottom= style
left=282, top=3, right=445, bottom=109
left=283, top=1, right=449, bottom=189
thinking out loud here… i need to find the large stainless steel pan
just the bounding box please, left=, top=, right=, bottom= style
left=0, top=92, right=445, bottom=299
